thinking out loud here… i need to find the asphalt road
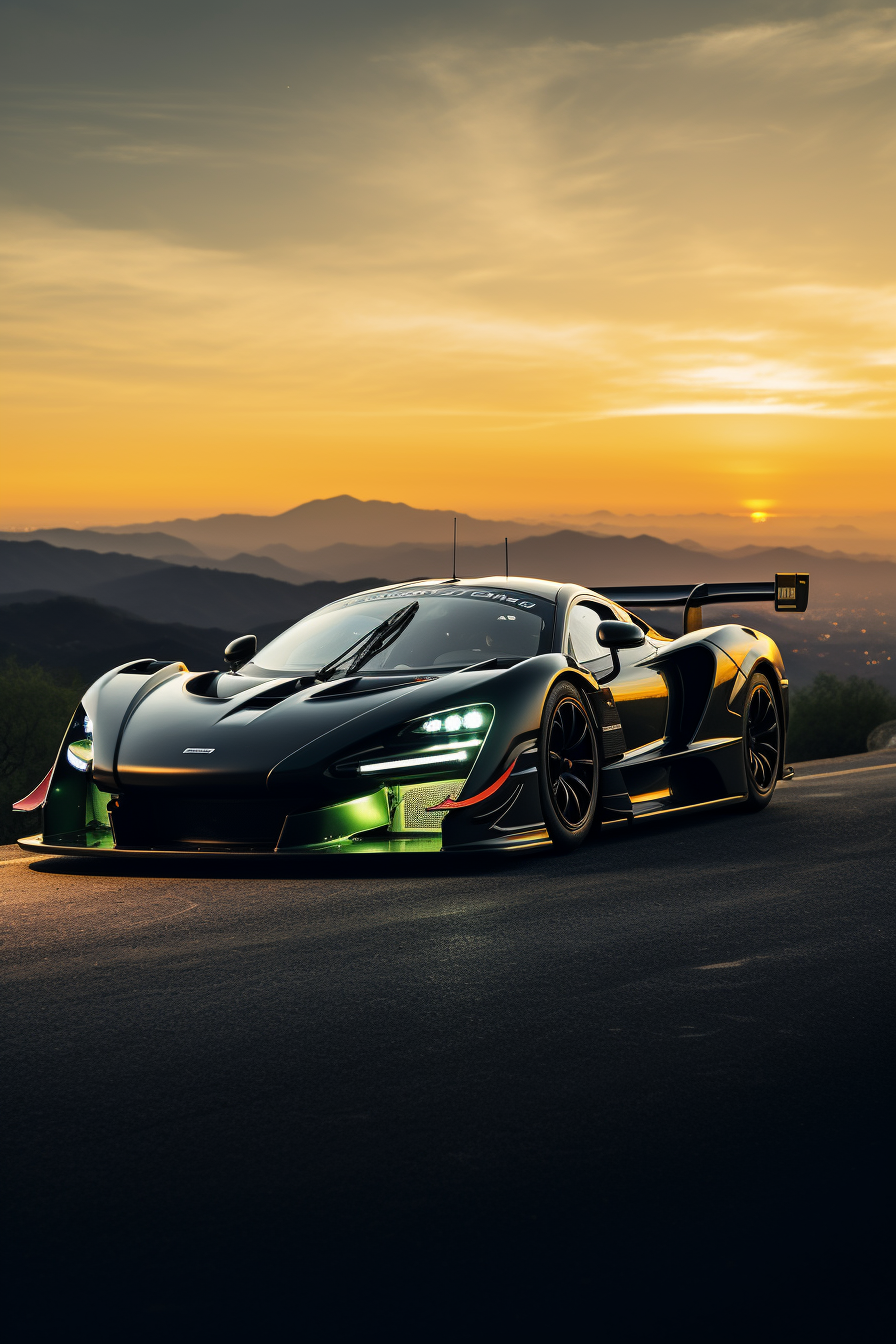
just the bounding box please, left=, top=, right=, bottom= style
left=3, top=754, right=894, bottom=1339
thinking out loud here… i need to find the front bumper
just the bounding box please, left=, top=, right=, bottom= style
left=21, top=748, right=553, bottom=858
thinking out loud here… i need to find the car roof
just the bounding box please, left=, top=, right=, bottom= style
left=354, top=576, right=566, bottom=601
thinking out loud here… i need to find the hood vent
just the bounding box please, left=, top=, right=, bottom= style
left=309, top=675, right=435, bottom=700
left=240, top=678, right=303, bottom=710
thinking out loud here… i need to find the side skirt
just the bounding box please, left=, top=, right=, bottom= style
left=600, top=737, right=748, bottom=821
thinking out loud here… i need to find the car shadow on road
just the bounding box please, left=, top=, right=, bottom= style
left=24, top=848, right=542, bottom=883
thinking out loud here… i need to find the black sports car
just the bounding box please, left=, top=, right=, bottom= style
left=15, top=572, right=808, bottom=857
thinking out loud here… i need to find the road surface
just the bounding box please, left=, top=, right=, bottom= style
left=2, top=753, right=894, bottom=1338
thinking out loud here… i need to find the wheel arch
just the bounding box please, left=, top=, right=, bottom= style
left=745, top=655, right=788, bottom=778
left=555, top=666, right=607, bottom=756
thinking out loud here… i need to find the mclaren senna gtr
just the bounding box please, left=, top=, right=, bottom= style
left=14, top=572, right=809, bottom=857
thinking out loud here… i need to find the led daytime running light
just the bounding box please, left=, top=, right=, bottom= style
left=359, top=750, right=468, bottom=774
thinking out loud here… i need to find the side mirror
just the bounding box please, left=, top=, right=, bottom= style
left=596, top=620, right=645, bottom=649
left=224, top=634, right=257, bottom=671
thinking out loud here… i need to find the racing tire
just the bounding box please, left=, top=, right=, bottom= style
left=742, top=670, right=781, bottom=811
left=538, top=680, right=600, bottom=851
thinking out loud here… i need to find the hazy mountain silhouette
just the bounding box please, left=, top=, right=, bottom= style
left=0, top=540, right=165, bottom=593
left=85, top=569, right=382, bottom=628
left=0, top=541, right=379, bottom=624
left=0, top=595, right=313, bottom=683
left=3, top=535, right=894, bottom=633
left=252, top=531, right=896, bottom=600
left=90, top=495, right=557, bottom=553
left=157, top=552, right=319, bottom=585
left=28, top=497, right=894, bottom=567
left=3, top=593, right=890, bottom=692
left=0, top=596, right=236, bottom=682
left=0, top=528, right=204, bottom=558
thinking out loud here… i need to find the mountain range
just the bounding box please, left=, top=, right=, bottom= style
left=4, top=527, right=895, bottom=607
left=8, top=497, right=890, bottom=560
left=0, top=528, right=206, bottom=559
left=0, top=596, right=242, bottom=683
left=84, top=495, right=558, bottom=556
left=0, top=541, right=382, bottom=629
left=1, top=493, right=893, bottom=697
left=2, top=591, right=889, bottom=692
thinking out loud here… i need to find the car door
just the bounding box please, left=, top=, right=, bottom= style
left=566, top=600, right=669, bottom=751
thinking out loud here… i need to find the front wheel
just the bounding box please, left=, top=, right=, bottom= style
left=742, top=671, right=781, bottom=811
left=538, top=681, right=599, bottom=851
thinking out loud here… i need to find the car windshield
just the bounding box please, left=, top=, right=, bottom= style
left=254, top=586, right=554, bottom=673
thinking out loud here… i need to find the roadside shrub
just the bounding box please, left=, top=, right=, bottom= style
left=867, top=720, right=896, bottom=751
left=0, top=659, right=84, bottom=844
left=786, top=673, right=896, bottom=763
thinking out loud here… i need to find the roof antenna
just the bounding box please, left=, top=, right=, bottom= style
left=504, top=537, right=508, bottom=579
left=452, top=517, right=457, bottom=581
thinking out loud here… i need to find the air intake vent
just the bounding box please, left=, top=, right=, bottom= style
left=391, top=779, right=465, bottom=832
left=123, top=659, right=184, bottom=676
left=184, top=671, right=221, bottom=698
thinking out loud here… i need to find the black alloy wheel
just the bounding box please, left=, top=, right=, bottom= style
left=538, top=681, right=599, bottom=850
left=742, top=670, right=780, bottom=810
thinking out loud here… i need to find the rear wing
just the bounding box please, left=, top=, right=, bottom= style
left=599, top=572, right=809, bottom=634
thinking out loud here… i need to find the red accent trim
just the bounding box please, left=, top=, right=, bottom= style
left=426, top=760, right=517, bottom=811
left=13, top=768, right=54, bottom=812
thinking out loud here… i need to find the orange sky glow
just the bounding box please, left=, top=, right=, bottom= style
left=2, top=6, right=893, bottom=528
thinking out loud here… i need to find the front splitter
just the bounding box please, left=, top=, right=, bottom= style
left=16, top=831, right=551, bottom=858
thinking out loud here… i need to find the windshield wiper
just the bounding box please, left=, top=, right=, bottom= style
left=315, top=602, right=419, bottom=682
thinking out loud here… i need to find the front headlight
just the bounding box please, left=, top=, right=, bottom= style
left=66, top=713, right=94, bottom=773
left=409, top=704, right=493, bottom=737
left=344, top=704, right=494, bottom=780
left=416, top=708, right=488, bottom=734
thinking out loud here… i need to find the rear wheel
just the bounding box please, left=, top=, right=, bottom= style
left=742, top=671, right=780, bottom=810
left=538, top=681, right=599, bottom=851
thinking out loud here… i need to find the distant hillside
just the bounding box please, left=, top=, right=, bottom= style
left=0, top=539, right=165, bottom=593
left=86, top=568, right=383, bottom=628
left=3, top=594, right=890, bottom=692
left=0, top=528, right=204, bottom=558
left=0, top=596, right=235, bottom=682
left=16, top=498, right=895, bottom=563
left=253, top=531, right=896, bottom=601
left=0, top=542, right=385, bottom=628
left=158, top=552, right=319, bottom=585
left=0, top=596, right=308, bottom=684
left=4, top=533, right=894, bottom=630
left=90, top=494, right=557, bottom=554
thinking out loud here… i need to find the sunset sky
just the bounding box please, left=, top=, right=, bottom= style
left=1, top=1, right=893, bottom=527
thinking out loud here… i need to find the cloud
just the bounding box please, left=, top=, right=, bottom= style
left=1, top=8, right=894, bottom=433
left=683, top=8, right=896, bottom=88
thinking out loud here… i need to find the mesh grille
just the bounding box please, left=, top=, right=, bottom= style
left=392, top=779, right=466, bottom=832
